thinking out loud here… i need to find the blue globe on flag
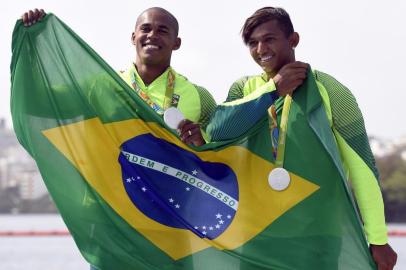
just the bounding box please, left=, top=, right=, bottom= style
left=119, top=134, right=239, bottom=239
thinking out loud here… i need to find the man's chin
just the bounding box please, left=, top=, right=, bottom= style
left=141, top=57, right=163, bottom=66
left=258, top=63, right=273, bottom=72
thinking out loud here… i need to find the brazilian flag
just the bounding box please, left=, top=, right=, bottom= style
left=11, top=14, right=377, bottom=270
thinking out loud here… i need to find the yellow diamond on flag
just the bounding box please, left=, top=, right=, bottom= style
left=43, top=117, right=319, bottom=260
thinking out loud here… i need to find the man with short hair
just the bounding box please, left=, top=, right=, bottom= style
left=21, top=7, right=217, bottom=270
left=207, top=7, right=397, bottom=270
left=22, top=8, right=216, bottom=147
left=120, top=7, right=216, bottom=145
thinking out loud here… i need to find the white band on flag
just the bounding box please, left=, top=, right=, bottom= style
left=122, top=151, right=239, bottom=211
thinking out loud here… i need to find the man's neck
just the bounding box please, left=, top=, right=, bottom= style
left=134, top=61, right=169, bottom=85
left=266, top=71, right=277, bottom=80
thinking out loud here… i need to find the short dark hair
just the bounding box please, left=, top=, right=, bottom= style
left=136, top=7, right=179, bottom=36
left=241, top=7, right=294, bottom=44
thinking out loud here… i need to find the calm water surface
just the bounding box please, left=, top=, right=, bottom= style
left=0, top=215, right=405, bottom=270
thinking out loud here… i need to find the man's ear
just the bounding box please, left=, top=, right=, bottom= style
left=289, top=32, right=300, bottom=49
left=173, top=37, right=181, bottom=50
left=131, top=32, right=136, bottom=46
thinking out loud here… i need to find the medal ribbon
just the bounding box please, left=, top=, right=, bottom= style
left=268, top=95, right=293, bottom=168
left=130, top=65, right=176, bottom=115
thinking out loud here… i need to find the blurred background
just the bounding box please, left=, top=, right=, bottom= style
left=1, top=0, right=405, bottom=269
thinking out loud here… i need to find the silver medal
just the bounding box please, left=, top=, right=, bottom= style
left=268, top=167, right=291, bottom=191
left=163, top=107, right=185, bottom=129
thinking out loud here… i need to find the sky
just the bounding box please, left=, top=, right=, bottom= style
left=2, top=0, right=406, bottom=139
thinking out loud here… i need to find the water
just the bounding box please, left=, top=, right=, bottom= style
left=0, top=214, right=88, bottom=270
left=0, top=236, right=88, bottom=270
left=0, top=215, right=405, bottom=270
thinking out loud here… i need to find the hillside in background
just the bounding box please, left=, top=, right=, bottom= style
left=371, top=136, right=406, bottom=222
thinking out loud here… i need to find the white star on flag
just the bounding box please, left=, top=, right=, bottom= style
left=209, top=226, right=213, bottom=230
left=175, top=204, right=180, bottom=209
left=136, top=176, right=140, bottom=180
left=169, top=198, right=174, bottom=203
left=202, top=226, right=206, bottom=230
left=219, top=220, right=224, bottom=224
left=216, top=213, right=222, bottom=219
left=202, top=231, right=207, bottom=235
left=126, top=178, right=132, bottom=183
left=227, top=215, right=231, bottom=219
left=141, top=187, right=147, bottom=192
left=185, top=187, right=190, bottom=191
left=191, top=170, right=198, bottom=175
left=215, top=224, right=220, bottom=229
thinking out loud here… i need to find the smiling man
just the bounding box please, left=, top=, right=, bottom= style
left=21, top=9, right=216, bottom=270
left=207, top=7, right=397, bottom=270
left=22, top=7, right=216, bottom=147
left=119, top=7, right=217, bottom=146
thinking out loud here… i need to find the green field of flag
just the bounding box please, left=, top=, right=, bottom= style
left=10, top=14, right=376, bottom=270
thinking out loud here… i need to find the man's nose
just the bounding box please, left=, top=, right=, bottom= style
left=147, top=30, right=158, bottom=39
left=257, top=42, right=268, bottom=54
